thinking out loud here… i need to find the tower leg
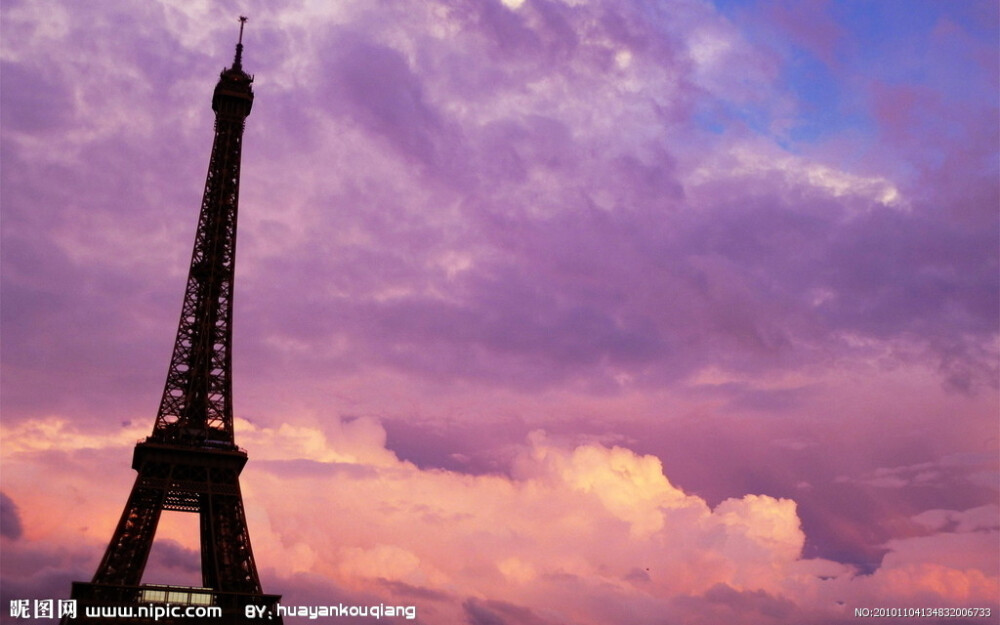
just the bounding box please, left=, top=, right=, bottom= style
left=92, top=480, right=166, bottom=587
left=200, top=488, right=262, bottom=593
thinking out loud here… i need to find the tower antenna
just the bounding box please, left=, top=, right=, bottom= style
left=233, top=15, right=248, bottom=70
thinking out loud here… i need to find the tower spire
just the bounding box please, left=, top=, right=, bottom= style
left=233, top=15, right=248, bottom=71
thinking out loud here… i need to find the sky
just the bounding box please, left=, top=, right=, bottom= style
left=0, top=0, right=997, bottom=623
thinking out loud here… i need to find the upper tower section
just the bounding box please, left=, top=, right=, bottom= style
left=152, top=16, right=257, bottom=448
left=213, top=16, right=254, bottom=120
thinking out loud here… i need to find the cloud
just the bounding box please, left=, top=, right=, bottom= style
left=318, top=30, right=444, bottom=164
left=913, top=505, right=1000, bottom=534
left=2, top=413, right=997, bottom=624
left=3, top=0, right=996, bottom=422
left=0, top=492, right=23, bottom=540
left=239, top=417, right=992, bottom=622
left=463, top=597, right=560, bottom=625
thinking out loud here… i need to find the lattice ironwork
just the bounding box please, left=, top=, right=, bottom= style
left=152, top=21, right=254, bottom=448
left=65, top=18, right=281, bottom=625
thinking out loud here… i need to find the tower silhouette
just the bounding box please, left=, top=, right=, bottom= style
left=65, top=18, right=282, bottom=624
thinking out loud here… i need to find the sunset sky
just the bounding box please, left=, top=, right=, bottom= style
left=1, top=1, right=998, bottom=623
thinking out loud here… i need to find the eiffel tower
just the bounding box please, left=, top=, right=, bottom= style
left=65, top=18, right=282, bottom=624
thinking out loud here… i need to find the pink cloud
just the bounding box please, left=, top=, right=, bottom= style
left=3, top=415, right=996, bottom=624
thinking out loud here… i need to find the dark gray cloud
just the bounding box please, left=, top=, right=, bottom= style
left=463, top=597, right=559, bottom=625
left=0, top=492, right=23, bottom=540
